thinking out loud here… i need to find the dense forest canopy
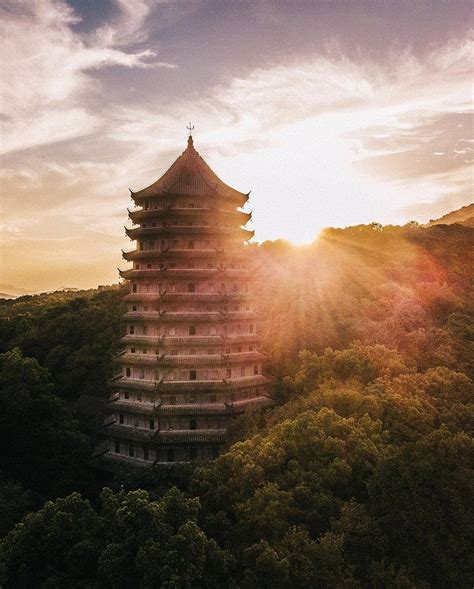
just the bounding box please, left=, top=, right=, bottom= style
left=0, top=222, right=472, bottom=588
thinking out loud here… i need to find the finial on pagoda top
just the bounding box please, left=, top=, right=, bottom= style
left=186, top=121, right=195, bottom=148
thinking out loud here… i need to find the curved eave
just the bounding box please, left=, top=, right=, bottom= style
left=118, top=268, right=249, bottom=280
left=128, top=207, right=251, bottom=225
left=125, top=225, right=254, bottom=241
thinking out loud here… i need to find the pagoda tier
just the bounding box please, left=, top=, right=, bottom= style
left=128, top=206, right=251, bottom=224
left=97, top=135, right=272, bottom=470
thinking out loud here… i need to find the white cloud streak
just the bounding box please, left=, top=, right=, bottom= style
left=0, top=0, right=175, bottom=154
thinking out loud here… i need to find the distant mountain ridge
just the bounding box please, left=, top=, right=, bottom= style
left=0, top=284, right=30, bottom=298
left=428, top=203, right=474, bottom=227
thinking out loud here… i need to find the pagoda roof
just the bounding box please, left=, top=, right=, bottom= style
left=132, top=136, right=249, bottom=204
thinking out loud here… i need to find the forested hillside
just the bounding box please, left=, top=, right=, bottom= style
left=0, top=223, right=472, bottom=588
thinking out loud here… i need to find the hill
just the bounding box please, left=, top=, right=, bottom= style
left=428, top=203, right=474, bottom=227
left=0, top=222, right=473, bottom=588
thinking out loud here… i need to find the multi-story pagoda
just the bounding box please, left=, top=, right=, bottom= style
left=100, top=131, right=272, bottom=467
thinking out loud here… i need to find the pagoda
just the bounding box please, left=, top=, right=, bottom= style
left=100, top=130, right=272, bottom=467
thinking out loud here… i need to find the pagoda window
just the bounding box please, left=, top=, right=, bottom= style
left=152, top=222, right=156, bottom=227
left=189, top=325, right=197, bottom=335
left=189, top=419, right=197, bottom=430
left=143, top=348, right=147, bottom=354
left=134, top=418, right=139, bottom=427
left=189, top=395, right=196, bottom=403
left=119, top=414, right=124, bottom=424
left=149, top=419, right=155, bottom=430
left=143, top=305, right=148, bottom=311
left=167, top=449, right=175, bottom=462
left=132, top=284, right=137, bottom=293
left=209, top=395, right=216, bottom=404
left=190, top=447, right=197, bottom=460
left=135, top=264, right=140, bottom=269
left=145, top=199, right=149, bottom=210
left=142, top=325, right=148, bottom=335
left=161, top=239, right=166, bottom=248
left=147, top=263, right=152, bottom=269
left=139, top=242, right=144, bottom=251
left=188, top=283, right=195, bottom=293
left=173, top=240, right=178, bottom=248
left=143, top=446, right=149, bottom=460
left=131, top=348, right=136, bottom=353
left=171, top=349, right=178, bottom=356
left=132, top=305, right=137, bottom=311
left=150, top=241, right=155, bottom=249
left=129, top=444, right=135, bottom=457
left=254, top=365, right=259, bottom=375
left=129, top=323, right=135, bottom=334
left=169, top=396, right=176, bottom=405
left=237, top=346, right=242, bottom=353
left=139, top=368, right=145, bottom=379
left=170, top=263, right=176, bottom=268
left=188, top=240, right=195, bottom=249
left=142, top=223, right=147, bottom=228
left=115, top=441, right=120, bottom=454
left=188, top=203, right=194, bottom=208
left=190, top=370, right=197, bottom=380
left=124, top=391, right=130, bottom=399
left=212, top=447, right=220, bottom=459
left=188, top=262, right=195, bottom=268
left=226, top=368, right=232, bottom=379
left=137, top=393, right=142, bottom=402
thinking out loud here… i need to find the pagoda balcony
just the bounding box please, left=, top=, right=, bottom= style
left=122, top=248, right=246, bottom=262
left=118, top=267, right=248, bottom=280
left=123, top=310, right=256, bottom=321
left=105, top=422, right=226, bottom=442
left=128, top=207, right=251, bottom=224
left=97, top=453, right=151, bottom=469
left=105, top=423, right=156, bottom=443
left=120, top=350, right=264, bottom=366
left=231, top=396, right=275, bottom=410
left=125, top=225, right=254, bottom=240
left=124, top=292, right=253, bottom=303
left=109, top=399, right=232, bottom=416
left=114, top=374, right=269, bottom=393
left=121, top=335, right=164, bottom=345
left=160, top=333, right=261, bottom=346
left=155, top=429, right=227, bottom=443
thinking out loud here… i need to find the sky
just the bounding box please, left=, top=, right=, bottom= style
left=1, top=0, right=473, bottom=293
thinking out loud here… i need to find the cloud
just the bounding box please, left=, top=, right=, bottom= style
left=0, top=0, right=175, bottom=155
left=1, top=8, right=472, bottom=290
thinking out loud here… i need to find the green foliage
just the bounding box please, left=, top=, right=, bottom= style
left=0, top=224, right=473, bottom=587
left=0, top=487, right=233, bottom=589
left=0, top=348, right=92, bottom=498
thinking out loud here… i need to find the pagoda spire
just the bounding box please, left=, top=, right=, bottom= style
left=186, top=122, right=195, bottom=149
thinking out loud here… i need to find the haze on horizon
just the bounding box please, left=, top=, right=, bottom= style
left=1, top=0, right=473, bottom=293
